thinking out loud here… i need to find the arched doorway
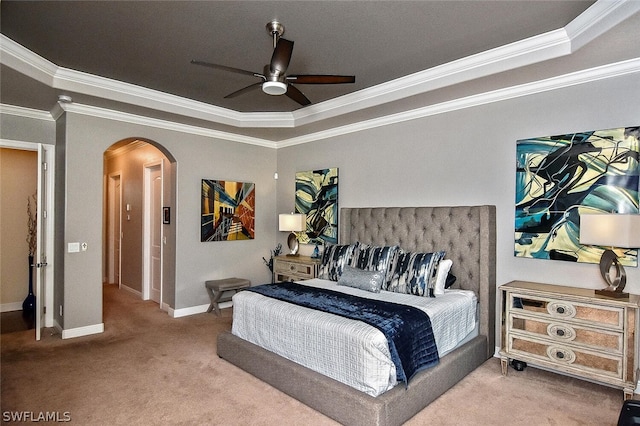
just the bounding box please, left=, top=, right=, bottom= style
left=103, top=138, right=176, bottom=312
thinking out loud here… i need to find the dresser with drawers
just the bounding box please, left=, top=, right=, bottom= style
left=273, top=255, right=319, bottom=283
left=500, top=280, right=639, bottom=399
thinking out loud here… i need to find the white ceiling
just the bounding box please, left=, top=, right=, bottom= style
left=1, top=1, right=639, bottom=142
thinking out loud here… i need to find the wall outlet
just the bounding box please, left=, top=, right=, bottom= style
left=59, top=305, right=63, bottom=316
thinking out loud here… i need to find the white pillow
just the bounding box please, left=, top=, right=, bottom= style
left=434, top=259, right=453, bottom=296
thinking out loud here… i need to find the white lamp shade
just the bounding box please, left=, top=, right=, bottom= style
left=580, top=214, right=640, bottom=248
left=279, top=213, right=306, bottom=232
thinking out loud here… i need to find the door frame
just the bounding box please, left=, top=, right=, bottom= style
left=143, top=160, right=163, bottom=307
left=0, top=139, right=55, bottom=332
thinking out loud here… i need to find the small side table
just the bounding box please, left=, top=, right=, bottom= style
left=273, top=255, right=320, bottom=282
left=204, top=277, right=251, bottom=315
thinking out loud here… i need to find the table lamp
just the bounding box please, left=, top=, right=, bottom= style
left=579, top=213, right=640, bottom=298
left=279, top=213, right=306, bottom=256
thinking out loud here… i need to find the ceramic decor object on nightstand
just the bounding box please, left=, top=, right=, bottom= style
left=273, top=255, right=319, bottom=282
left=500, top=280, right=639, bottom=400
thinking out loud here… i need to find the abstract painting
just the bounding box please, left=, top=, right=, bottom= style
left=515, top=126, right=639, bottom=265
left=201, top=179, right=255, bottom=242
left=295, top=168, right=338, bottom=245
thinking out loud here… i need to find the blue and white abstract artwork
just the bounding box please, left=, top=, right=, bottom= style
left=515, top=127, right=639, bottom=265
left=295, top=168, right=338, bottom=245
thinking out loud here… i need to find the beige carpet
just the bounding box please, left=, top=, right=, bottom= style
left=1, top=284, right=631, bottom=425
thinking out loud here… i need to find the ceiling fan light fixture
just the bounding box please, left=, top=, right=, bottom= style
left=262, top=81, right=287, bottom=96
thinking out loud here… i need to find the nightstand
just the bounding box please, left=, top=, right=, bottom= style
left=500, top=280, right=639, bottom=400
left=273, top=255, right=320, bottom=282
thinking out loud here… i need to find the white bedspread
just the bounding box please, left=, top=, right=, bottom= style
left=231, top=278, right=477, bottom=397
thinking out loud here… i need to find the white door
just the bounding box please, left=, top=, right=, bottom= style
left=35, top=144, right=49, bottom=341
left=107, top=173, right=121, bottom=286
left=144, top=162, right=162, bottom=304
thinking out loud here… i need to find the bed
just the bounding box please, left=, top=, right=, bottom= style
left=217, top=205, right=496, bottom=426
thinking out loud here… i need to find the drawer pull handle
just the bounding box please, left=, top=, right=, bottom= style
left=547, top=302, right=576, bottom=318
left=547, top=346, right=576, bottom=364
left=547, top=324, right=576, bottom=341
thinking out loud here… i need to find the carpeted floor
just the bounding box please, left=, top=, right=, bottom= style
left=0, top=284, right=632, bottom=425
left=0, top=310, right=34, bottom=334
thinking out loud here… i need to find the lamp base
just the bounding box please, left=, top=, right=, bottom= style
left=596, top=249, right=627, bottom=298
left=595, top=289, right=629, bottom=299
left=286, top=232, right=300, bottom=256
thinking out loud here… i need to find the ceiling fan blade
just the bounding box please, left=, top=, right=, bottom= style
left=191, top=60, right=263, bottom=79
left=285, top=84, right=311, bottom=106
left=224, top=82, right=263, bottom=99
left=287, top=75, right=355, bottom=84
left=270, top=38, right=294, bottom=75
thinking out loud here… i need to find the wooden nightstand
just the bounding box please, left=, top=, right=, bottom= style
left=273, top=255, right=320, bottom=282
left=500, top=280, right=639, bottom=400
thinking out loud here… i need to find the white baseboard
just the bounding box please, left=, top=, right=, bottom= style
left=1, top=302, right=24, bottom=312
left=169, top=301, right=232, bottom=318
left=61, top=322, right=104, bottom=339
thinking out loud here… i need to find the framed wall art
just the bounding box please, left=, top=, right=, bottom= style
left=201, top=179, right=255, bottom=242
left=295, top=167, right=338, bottom=245
left=515, top=126, right=639, bottom=265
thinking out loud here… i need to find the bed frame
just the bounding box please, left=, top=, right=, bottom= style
left=217, top=205, right=496, bottom=426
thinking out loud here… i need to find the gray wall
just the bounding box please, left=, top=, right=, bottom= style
left=276, top=72, right=640, bottom=297
left=0, top=113, right=56, bottom=145
left=57, top=112, right=277, bottom=329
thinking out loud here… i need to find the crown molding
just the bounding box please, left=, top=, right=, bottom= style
left=276, top=57, right=640, bottom=148
left=291, top=28, right=572, bottom=127
left=3, top=57, right=638, bottom=150
left=566, top=0, right=640, bottom=51
left=0, top=104, right=55, bottom=121
left=54, top=102, right=277, bottom=149
left=1, top=0, right=636, bottom=131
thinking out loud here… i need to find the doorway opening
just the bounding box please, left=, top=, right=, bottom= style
left=103, top=139, right=175, bottom=313
left=0, top=142, right=55, bottom=341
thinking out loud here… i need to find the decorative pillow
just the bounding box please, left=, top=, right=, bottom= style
left=318, top=243, right=358, bottom=281
left=337, top=265, right=384, bottom=293
left=445, top=273, right=457, bottom=289
left=434, top=259, right=453, bottom=295
left=387, top=250, right=446, bottom=296
left=351, top=244, right=399, bottom=287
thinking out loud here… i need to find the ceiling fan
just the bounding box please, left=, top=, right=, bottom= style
left=191, top=21, right=355, bottom=106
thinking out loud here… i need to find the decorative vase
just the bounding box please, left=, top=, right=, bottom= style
left=22, top=255, right=35, bottom=315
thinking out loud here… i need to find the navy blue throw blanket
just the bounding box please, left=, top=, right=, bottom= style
left=247, top=282, right=439, bottom=384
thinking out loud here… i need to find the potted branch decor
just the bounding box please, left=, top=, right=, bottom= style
left=263, top=243, right=282, bottom=283
left=23, top=194, right=36, bottom=317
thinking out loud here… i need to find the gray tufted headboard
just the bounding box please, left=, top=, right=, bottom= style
left=339, top=205, right=497, bottom=358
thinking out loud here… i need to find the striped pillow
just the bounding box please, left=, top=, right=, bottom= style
left=318, top=243, right=358, bottom=281
left=351, top=244, right=400, bottom=287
